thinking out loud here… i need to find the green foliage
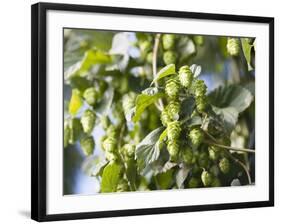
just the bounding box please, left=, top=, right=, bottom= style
left=64, top=30, right=255, bottom=194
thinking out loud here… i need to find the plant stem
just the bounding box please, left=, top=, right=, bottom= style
left=204, top=140, right=255, bottom=154
left=152, top=33, right=164, bottom=111
left=227, top=151, right=252, bottom=184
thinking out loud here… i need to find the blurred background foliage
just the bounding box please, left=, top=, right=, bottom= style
left=63, top=29, right=255, bottom=195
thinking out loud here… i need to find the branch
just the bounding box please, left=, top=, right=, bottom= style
left=204, top=140, right=255, bottom=154
left=152, top=33, right=164, bottom=111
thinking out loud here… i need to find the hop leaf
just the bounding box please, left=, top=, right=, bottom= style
left=165, top=77, right=180, bottom=99
left=167, top=140, right=179, bottom=161
left=167, top=121, right=181, bottom=141
left=163, top=50, right=177, bottom=65
left=182, top=147, right=193, bottom=165
left=80, top=136, right=95, bottom=156
left=201, top=170, right=213, bottom=187
left=81, top=109, right=96, bottom=135
left=189, top=128, right=203, bottom=146
left=179, top=65, right=193, bottom=88
left=167, top=100, right=180, bottom=120
left=227, top=38, right=240, bottom=56
left=83, top=87, right=99, bottom=106
left=162, top=34, right=176, bottom=50
left=219, top=157, right=230, bottom=174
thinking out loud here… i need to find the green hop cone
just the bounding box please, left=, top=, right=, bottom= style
left=162, top=34, right=176, bottom=50
left=163, top=50, right=177, bottom=65
left=193, top=79, right=207, bottom=98
left=160, top=108, right=172, bottom=127
left=139, top=40, right=151, bottom=54
left=100, top=116, right=110, bottom=129
left=105, top=150, right=117, bottom=161
left=102, top=136, right=117, bottom=153
left=188, top=177, right=200, bottom=188
left=117, top=179, right=129, bottom=192
left=189, top=128, right=203, bottom=146
left=146, top=52, right=153, bottom=64
left=122, top=144, right=136, bottom=159
left=167, top=140, right=179, bottom=161
left=219, top=157, right=230, bottom=174
left=167, top=121, right=181, bottom=141
left=196, top=95, right=207, bottom=113
left=198, top=151, right=210, bottom=168
left=211, top=177, right=221, bottom=187
left=122, top=92, right=136, bottom=115
left=80, top=109, right=96, bottom=135
left=201, top=170, right=213, bottom=187
left=182, top=147, right=193, bottom=165
left=106, top=125, right=117, bottom=138
left=178, top=65, right=193, bottom=88
left=80, top=136, right=95, bottom=156
left=83, top=87, right=99, bottom=106
left=227, top=38, right=240, bottom=56
left=194, top=35, right=204, bottom=46
left=167, top=100, right=180, bottom=120
left=64, top=120, right=70, bottom=148
left=208, top=146, right=220, bottom=161
left=69, top=118, right=83, bottom=144
left=165, top=77, right=180, bottom=99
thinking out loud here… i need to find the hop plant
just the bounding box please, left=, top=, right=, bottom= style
left=162, top=34, right=176, bottom=50
left=80, top=109, right=96, bottom=135
left=165, top=77, right=180, bottom=99
left=193, top=35, right=204, bottom=46
left=83, top=87, right=99, bottom=106
left=193, top=79, right=207, bottom=98
left=211, top=177, right=221, bottom=187
left=182, top=147, right=193, bottom=165
left=198, top=151, right=210, bottom=168
left=167, top=121, right=181, bottom=141
left=106, top=125, right=117, bottom=139
left=189, top=128, right=203, bottom=146
left=122, top=144, right=136, bottom=159
left=102, top=136, right=117, bottom=153
left=167, top=100, right=180, bottom=120
left=105, top=150, right=118, bottom=161
left=219, top=157, right=230, bottom=174
left=196, top=95, right=207, bottom=113
left=122, top=92, right=136, bottom=115
left=68, top=118, right=83, bottom=144
left=227, top=38, right=240, bottom=56
left=163, top=50, right=177, bottom=65
left=201, top=170, right=213, bottom=187
left=188, top=177, right=200, bottom=188
left=178, top=65, right=193, bottom=88
left=100, top=116, right=110, bottom=129
left=139, top=40, right=151, bottom=54
left=167, top=140, right=179, bottom=161
left=208, top=146, right=220, bottom=161
left=117, top=179, right=130, bottom=192
left=160, top=108, right=172, bottom=127
left=80, top=136, right=95, bottom=156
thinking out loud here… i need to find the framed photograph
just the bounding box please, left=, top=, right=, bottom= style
left=31, top=2, right=274, bottom=222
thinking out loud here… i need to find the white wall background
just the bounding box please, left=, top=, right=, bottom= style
left=0, top=0, right=279, bottom=223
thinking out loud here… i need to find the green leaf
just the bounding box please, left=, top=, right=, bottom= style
left=155, top=169, right=174, bottom=189
left=180, top=97, right=196, bottom=119
left=190, top=64, right=202, bottom=78
left=101, top=162, right=122, bottom=193
left=241, top=38, right=253, bottom=71
left=186, top=116, right=202, bottom=127
left=68, top=89, right=83, bottom=116
left=212, top=106, right=239, bottom=134
left=176, top=166, right=190, bottom=189
left=133, top=92, right=164, bottom=122
left=81, top=156, right=108, bottom=176
left=150, top=64, right=176, bottom=86
left=64, top=49, right=112, bottom=80
left=208, top=85, right=253, bottom=113
left=136, top=127, right=165, bottom=173
left=95, top=86, right=114, bottom=116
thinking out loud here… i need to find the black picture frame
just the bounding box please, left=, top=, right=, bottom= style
left=31, top=2, right=274, bottom=222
